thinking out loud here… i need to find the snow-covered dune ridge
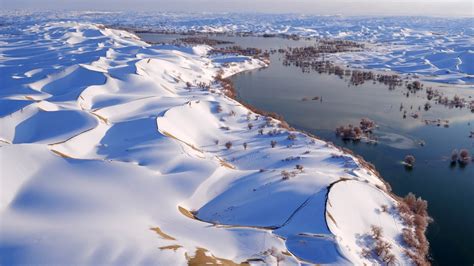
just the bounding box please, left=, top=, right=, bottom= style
left=1, top=21, right=417, bottom=265
left=2, top=11, right=473, bottom=85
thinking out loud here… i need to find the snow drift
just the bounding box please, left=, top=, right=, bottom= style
left=0, top=21, right=419, bottom=265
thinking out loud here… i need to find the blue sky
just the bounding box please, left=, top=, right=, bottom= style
left=1, top=0, right=472, bottom=17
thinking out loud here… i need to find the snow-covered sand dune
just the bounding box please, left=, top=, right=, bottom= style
left=2, top=22, right=416, bottom=265
left=2, top=11, right=472, bottom=85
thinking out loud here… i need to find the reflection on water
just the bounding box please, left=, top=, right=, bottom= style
left=139, top=33, right=474, bottom=265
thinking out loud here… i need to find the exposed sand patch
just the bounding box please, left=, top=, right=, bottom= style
left=151, top=227, right=176, bottom=241
left=186, top=248, right=249, bottom=266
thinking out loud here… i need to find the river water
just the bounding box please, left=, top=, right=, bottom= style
left=139, top=33, right=474, bottom=265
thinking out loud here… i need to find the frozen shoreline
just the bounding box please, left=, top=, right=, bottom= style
left=0, top=22, right=427, bottom=265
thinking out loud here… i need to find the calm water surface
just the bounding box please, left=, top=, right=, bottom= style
left=140, top=33, right=474, bottom=265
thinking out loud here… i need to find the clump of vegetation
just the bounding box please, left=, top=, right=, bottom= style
left=243, top=142, right=248, bottom=150
left=375, top=239, right=395, bottom=264
left=247, top=123, right=253, bottom=130
left=282, top=156, right=301, bottom=162
left=361, top=248, right=371, bottom=258
left=295, top=164, right=304, bottom=172
left=210, top=45, right=267, bottom=60
left=451, top=149, right=458, bottom=164
left=360, top=118, right=376, bottom=132
left=270, top=140, right=277, bottom=148
left=258, top=129, right=264, bottom=135
left=215, top=74, right=236, bottom=98
left=287, top=133, right=297, bottom=141
left=335, top=125, right=362, bottom=141
left=458, top=149, right=471, bottom=165
left=403, top=155, right=416, bottom=168
left=423, top=102, right=431, bottom=111
left=406, top=80, right=423, bottom=92
left=397, top=193, right=431, bottom=265
left=365, top=225, right=397, bottom=265
left=281, top=170, right=298, bottom=180
left=371, top=225, right=383, bottom=240
left=450, top=149, right=471, bottom=166
left=225, top=141, right=232, bottom=149
left=174, top=36, right=234, bottom=46
left=267, top=129, right=282, bottom=136
left=335, top=118, right=377, bottom=142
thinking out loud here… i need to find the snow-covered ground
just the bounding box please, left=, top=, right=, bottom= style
left=1, top=21, right=420, bottom=265
left=2, top=11, right=472, bottom=85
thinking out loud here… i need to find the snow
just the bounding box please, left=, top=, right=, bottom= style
left=2, top=11, right=471, bottom=84
left=1, top=20, right=415, bottom=265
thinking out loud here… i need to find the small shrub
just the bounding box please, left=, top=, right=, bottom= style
left=371, top=225, right=383, bottom=240
left=243, top=142, right=248, bottom=150
left=360, top=118, right=375, bottom=132
left=381, top=204, right=389, bottom=212
left=402, top=228, right=417, bottom=246
left=281, top=170, right=297, bottom=180
left=271, top=140, right=277, bottom=148
left=400, top=212, right=414, bottom=227
left=353, top=126, right=362, bottom=135
left=295, top=164, right=304, bottom=171
left=374, top=239, right=392, bottom=257
left=267, top=129, right=280, bottom=136
left=287, top=133, right=297, bottom=141
left=459, top=149, right=471, bottom=165
left=383, top=253, right=397, bottom=265
left=403, top=193, right=417, bottom=210
left=404, top=155, right=416, bottom=168
left=281, top=170, right=291, bottom=180
left=225, top=141, right=232, bottom=149
left=258, top=129, right=264, bottom=135
left=451, top=149, right=458, bottom=163
left=248, top=123, right=253, bottom=130
left=361, top=248, right=371, bottom=258
left=282, top=156, right=301, bottom=162
left=424, top=102, right=431, bottom=111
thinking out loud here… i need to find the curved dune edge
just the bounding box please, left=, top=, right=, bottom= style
left=0, top=21, right=421, bottom=265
